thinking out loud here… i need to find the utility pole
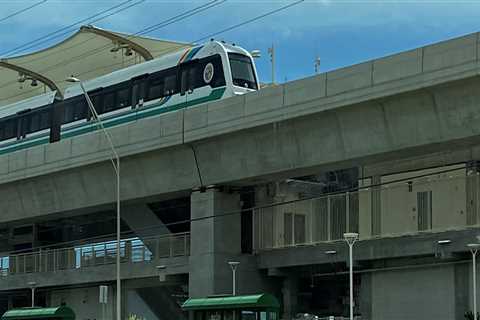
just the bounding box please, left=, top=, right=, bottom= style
left=268, top=44, right=275, bottom=85
left=315, top=56, right=321, bottom=74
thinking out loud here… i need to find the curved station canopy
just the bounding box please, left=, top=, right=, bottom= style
left=0, top=25, right=191, bottom=107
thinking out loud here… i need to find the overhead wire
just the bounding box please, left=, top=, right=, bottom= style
left=0, top=0, right=227, bottom=104
left=1, top=0, right=145, bottom=57
left=0, top=0, right=304, bottom=104
left=59, top=0, right=307, bottom=77
left=0, top=0, right=48, bottom=24
left=3, top=164, right=470, bottom=256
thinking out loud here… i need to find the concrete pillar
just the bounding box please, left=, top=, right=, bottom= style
left=282, top=275, right=298, bottom=320
left=189, top=189, right=242, bottom=298
left=358, top=273, right=372, bottom=320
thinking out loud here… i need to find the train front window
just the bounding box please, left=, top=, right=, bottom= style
left=228, top=53, right=258, bottom=90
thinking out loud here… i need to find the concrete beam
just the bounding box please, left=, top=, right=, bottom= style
left=0, top=256, right=188, bottom=291
left=256, top=228, right=480, bottom=269
left=2, top=33, right=480, bottom=224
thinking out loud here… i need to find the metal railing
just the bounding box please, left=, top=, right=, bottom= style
left=254, top=168, right=479, bottom=251
left=0, top=232, right=190, bottom=276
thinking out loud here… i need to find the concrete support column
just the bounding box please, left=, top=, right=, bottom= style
left=282, top=275, right=298, bottom=320
left=189, top=189, right=241, bottom=298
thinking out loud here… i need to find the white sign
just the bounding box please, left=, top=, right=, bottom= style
left=99, top=285, right=108, bottom=304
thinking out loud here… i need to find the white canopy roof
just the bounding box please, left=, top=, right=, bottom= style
left=0, top=25, right=191, bottom=107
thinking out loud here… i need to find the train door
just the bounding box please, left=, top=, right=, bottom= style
left=179, top=60, right=199, bottom=109
left=131, top=75, right=148, bottom=109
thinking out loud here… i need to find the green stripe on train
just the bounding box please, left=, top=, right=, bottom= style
left=0, top=88, right=225, bottom=156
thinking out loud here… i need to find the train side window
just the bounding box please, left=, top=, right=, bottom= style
left=180, top=63, right=198, bottom=95
left=40, top=111, right=51, bottom=130
left=30, top=113, right=40, bottom=133
left=103, top=91, right=116, bottom=113
left=90, top=93, right=103, bottom=117
left=63, top=103, right=75, bottom=124
left=132, top=79, right=147, bottom=107
left=148, top=76, right=164, bottom=101
left=5, top=120, right=16, bottom=140
left=116, top=87, right=130, bottom=109
left=164, top=71, right=177, bottom=96
left=74, top=100, right=87, bottom=121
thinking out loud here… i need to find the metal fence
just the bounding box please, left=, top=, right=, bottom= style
left=254, top=168, right=478, bottom=251
left=0, top=232, right=190, bottom=276
left=254, top=192, right=359, bottom=251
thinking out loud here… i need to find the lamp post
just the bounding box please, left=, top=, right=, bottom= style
left=344, top=233, right=359, bottom=320
left=228, top=261, right=240, bottom=296
left=27, top=281, right=36, bottom=307
left=66, top=77, right=121, bottom=320
left=468, top=243, right=480, bottom=320
left=268, top=44, right=275, bottom=85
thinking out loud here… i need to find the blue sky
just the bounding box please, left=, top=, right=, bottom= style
left=2, top=0, right=480, bottom=83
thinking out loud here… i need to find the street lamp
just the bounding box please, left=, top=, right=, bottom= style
left=156, top=265, right=167, bottom=282
left=468, top=243, right=480, bottom=320
left=65, top=76, right=121, bottom=320
left=228, top=261, right=240, bottom=296
left=27, top=281, right=36, bottom=307
left=344, top=232, right=359, bottom=320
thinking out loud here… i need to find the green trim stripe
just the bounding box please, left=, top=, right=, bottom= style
left=0, top=88, right=225, bottom=156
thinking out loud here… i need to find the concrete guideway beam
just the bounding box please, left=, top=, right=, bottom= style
left=3, top=33, right=480, bottom=223
left=4, top=76, right=480, bottom=223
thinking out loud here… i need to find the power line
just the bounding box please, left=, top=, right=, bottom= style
left=5, top=0, right=303, bottom=95
left=1, top=0, right=144, bottom=57
left=72, top=0, right=307, bottom=76
left=0, top=0, right=227, bottom=102
left=3, top=164, right=470, bottom=256
left=0, top=0, right=48, bottom=24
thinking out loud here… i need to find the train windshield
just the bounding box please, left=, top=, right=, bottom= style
left=228, top=53, right=258, bottom=90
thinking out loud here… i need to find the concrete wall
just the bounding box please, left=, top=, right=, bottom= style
left=371, top=265, right=456, bottom=320
left=359, top=164, right=468, bottom=239
left=50, top=286, right=115, bottom=320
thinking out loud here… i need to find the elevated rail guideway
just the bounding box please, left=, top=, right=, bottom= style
left=2, top=33, right=480, bottom=222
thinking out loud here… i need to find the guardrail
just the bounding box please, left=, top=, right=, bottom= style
left=0, top=232, right=190, bottom=276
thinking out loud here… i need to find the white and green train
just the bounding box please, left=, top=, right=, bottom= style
left=0, top=41, right=259, bottom=155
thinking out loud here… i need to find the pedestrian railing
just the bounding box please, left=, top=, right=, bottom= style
left=0, top=232, right=190, bottom=276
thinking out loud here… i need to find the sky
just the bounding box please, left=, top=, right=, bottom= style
left=1, top=0, right=480, bottom=84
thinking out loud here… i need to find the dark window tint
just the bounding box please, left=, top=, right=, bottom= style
left=103, top=91, right=116, bottom=112
left=164, top=73, right=177, bottom=96
left=0, top=119, right=17, bottom=142
left=132, top=79, right=147, bottom=107
left=146, top=68, right=177, bottom=102
left=148, top=77, right=164, bottom=101
left=117, top=87, right=130, bottom=109
left=228, top=53, right=257, bottom=90
left=180, top=55, right=225, bottom=94
left=62, top=98, right=87, bottom=124
left=27, top=110, right=51, bottom=134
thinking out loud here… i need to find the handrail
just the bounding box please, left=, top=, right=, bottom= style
left=0, top=232, right=190, bottom=276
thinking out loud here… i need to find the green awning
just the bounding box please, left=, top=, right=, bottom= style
left=1, top=307, right=75, bottom=320
left=182, top=294, right=280, bottom=311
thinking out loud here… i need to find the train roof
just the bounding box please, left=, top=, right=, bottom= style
left=0, top=91, right=56, bottom=119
